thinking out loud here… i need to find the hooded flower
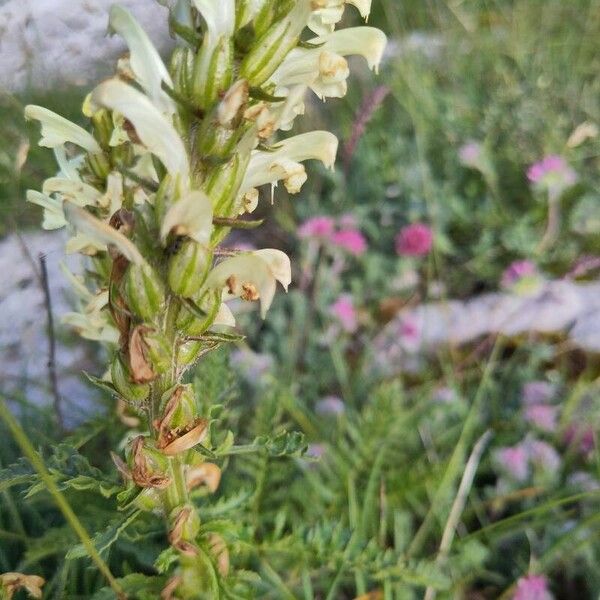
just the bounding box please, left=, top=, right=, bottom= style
left=91, top=79, right=190, bottom=184
left=203, top=250, right=291, bottom=318
left=24, top=105, right=101, bottom=154
left=270, top=27, right=387, bottom=99
left=240, top=131, right=338, bottom=197
left=108, top=6, right=175, bottom=115
left=308, top=0, right=372, bottom=35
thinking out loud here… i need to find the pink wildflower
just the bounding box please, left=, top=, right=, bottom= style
left=316, top=395, right=346, bottom=416
left=513, top=575, right=553, bottom=600
left=522, top=381, right=556, bottom=405
left=298, top=216, right=335, bottom=239
left=458, top=140, right=483, bottom=168
left=395, top=223, right=433, bottom=257
left=495, top=445, right=529, bottom=482
left=501, top=260, right=541, bottom=291
left=307, top=443, right=326, bottom=459
left=330, top=295, right=358, bottom=333
left=527, top=440, right=561, bottom=472
left=331, top=229, right=368, bottom=256
left=527, top=155, right=577, bottom=194
left=564, top=423, right=595, bottom=456
left=524, top=404, right=558, bottom=433
left=338, top=213, right=358, bottom=229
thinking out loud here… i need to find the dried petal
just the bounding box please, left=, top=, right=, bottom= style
left=186, top=462, right=222, bottom=492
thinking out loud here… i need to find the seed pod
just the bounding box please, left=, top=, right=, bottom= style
left=158, top=384, right=197, bottom=431
left=122, top=262, right=165, bottom=321
left=111, top=352, right=150, bottom=402
left=168, top=240, right=212, bottom=298
left=129, top=326, right=171, bottom=381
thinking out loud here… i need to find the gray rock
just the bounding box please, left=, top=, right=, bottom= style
left=0, top=0, right=171, bottom=91
left=0, top=230, right=102, bottom=424
left=372, top=280, right=600, bottom=376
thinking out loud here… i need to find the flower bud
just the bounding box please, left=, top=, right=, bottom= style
left=86, top=152, right=111, bottom=180
left=204, top=153, right=247, bottom=217
left=192, top=37, right=234, bottom=110
left=154, top=174, right=176, bottom=227
left=195, top=115, right=245, bottom=159
left=168, top=240, right=212, bottom=298
left=170, top=46, right=195, bottom=100
left=176, top=290, right=221, bottom=336
left=178, top=340, right=203, bottom=366
left=90, top=108, right=114, bottom=147
left=240, top=0, right=311, bottom=86
left=122, top=262, right=165, bottom=321
left=111, top=352, right=150, bottom=402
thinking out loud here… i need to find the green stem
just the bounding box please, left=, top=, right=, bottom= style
left=0, top=396, right=125, bottom=599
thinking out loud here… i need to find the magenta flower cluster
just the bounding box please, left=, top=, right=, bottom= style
left=513, top=575, right=553, bottom=600
left=329, top=295, right=358, bottom=333
left=297, top=215, right=367, bottom=256
left=527, top=154, right=577, bottom=194
left=395, top=222, right=433, bottom=257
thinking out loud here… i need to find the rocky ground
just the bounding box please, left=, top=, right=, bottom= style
left=0, top=231, right=102, bottom=425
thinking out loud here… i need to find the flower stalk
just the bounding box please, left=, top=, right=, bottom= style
left=25, top=0, right=385, bottom=596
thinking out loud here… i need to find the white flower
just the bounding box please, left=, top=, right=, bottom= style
left=203, top=250, right=291, bottom=317
left=309, top=0, right=372, bottom=35
left=192, top=0, right=235, bottom=44
left=213, top=301, right=236, bottom=327
left=191, top=0, right=235, bottom=97
left=54, top=147, right=84, bottom=180
left=91, top=79, right=190, bottom=184
left=240, top=131, right=338, bottom=196
left=109, top=5, right=175, bottom=115
left=236, top=0, right=268, bottom=28
left=24, top=105, right=101, bottom=154
left=42, top=178, right=102, bottom=207
left=160, top=190, right=214, bottom=245
left=60, top=265, right=119, bottom=343
left=270, top=27, right=387, bottom=99
left=26, top=191, right=66, bottom=230
left=64, top=203, right=146, bottom=265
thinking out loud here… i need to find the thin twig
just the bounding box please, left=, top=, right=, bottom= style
left=39, top=253, right=64, bottom=431
left=424, top=430, right=492, bottom=600
left=343, top=85, right=390, bottom=173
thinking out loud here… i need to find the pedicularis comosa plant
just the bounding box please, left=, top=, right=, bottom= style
left=23, top=1, right=385, bottom=597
